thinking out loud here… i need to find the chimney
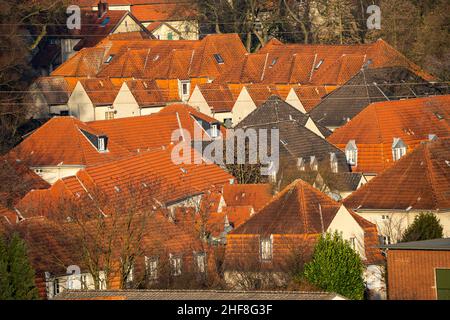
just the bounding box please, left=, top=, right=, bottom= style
left=98, top=1, right=108, bottom=18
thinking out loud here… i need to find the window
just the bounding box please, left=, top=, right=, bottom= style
left=80, top=274, right=88, bottom=290
left=53, top=279, right=61, bottom=295
left=330, top=152, right=338, bottom=173
left=310, top=156, right=318, bottom=171
left=260, top=236, right=273, bottom=261
left=195, top=252, right=206, bottom=273
left=179, top=80, right=191, bottom=102
left=345, top=140, right=358, bottom=166
left=297, top=157, right=305, bottom=171
left=349, top=237, right=356, bottom=250
left=145, top=257, right=158, bottom=280
left=167, top=32, right=173, bottom=40
left=224, top=118, right=233, bottom=128
left=60, top=110, right=69, bottom=116
left=98, top=137, right=106, bottom=151
left=210, top=123, right=219, bottom=138
left=381, top=215, right=389, bottom=220
left=315, top=59, right=324, bottom=70
left=105, top=111, right=115, bottom=120
left=105, top=55, right=114, bottom=63
left=169, top=254, right=182, bottom=276
left=213, top=53, right=224, bottom=64
left=270, top=57, right=278, bottom=67
left=381, top=235, right=391, bottom=245
left=392, top=138, right=407, bottom=161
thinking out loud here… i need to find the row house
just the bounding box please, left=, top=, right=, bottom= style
left=7, top=212, right=207, bottom=299
left=224, top=179, right=384, bottom=298
left=14, top=145, right=234, bottom=220
left=214, top=38, right=434, bottom=87
left=9, top=104, right=224, bottom=184
left=344, top=138, right=450, bottom=244
left=309, top=67, right=447, bottom=131
left=328, top=95, right=450, bottom=180
left=234, top=96, right=349, bottom=187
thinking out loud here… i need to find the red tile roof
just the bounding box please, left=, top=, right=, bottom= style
left=217, top=39, right=435, bottom=85
left=195, top=83, right=236, bottom=113
left=232, top=179, right=342, bottom=235
left=131, top=2, right=197, bottom=22
left=9, top=117, right=131, bottom=167
left=344, top=138, right=450, bottom=211
left=328, top=95, right=450, bottom=174
left=16, top=147, right=234, bottom=218
left=77, top=78, right=120, bottom=105
left=291, top=85, right=330, bottom=112
left=222, top=184, right=273, bottom=212
left=0, top=157, right=50, bottom=207
left=124, top=79, right=166, bottom=107
left=87, top=104, right=223, bottom=153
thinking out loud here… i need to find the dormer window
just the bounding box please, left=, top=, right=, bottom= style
left=310, top=156, right=318, bottom=171
left=297, top=157, right=305, bottom=171
left=169, top=254, right=182, bottom=276
left=98, top=136, right=106, bottom=151
left=429, top=134, right=438, bottom=141
left=392, top=138, right=407, bottom=161
left=270, top=57, right=278, bottom=67
left=213, top=53, right=224, bottom=64
left=330, top=152, right=338, bottom=173
left=345, top=140, right=358, bottom=166
left=210, top=123, right=219, bottom=138
left=179, top=80, right=191, bottom=102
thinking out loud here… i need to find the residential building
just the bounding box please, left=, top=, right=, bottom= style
left=344, top=138, right=450, bottom=242
left=381, top=238, right=450, bottom=300
left=328, top=95, right=450, bottom=179
left=224, top=179, right=384, bottom=296
left=309, top=67, right=447, bottom=131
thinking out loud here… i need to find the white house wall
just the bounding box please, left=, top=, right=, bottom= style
left=68, top=82, right=95, bottom=122
left=31, top=166, right=84, bottom=184
left=112, top=83, right=141, bottom=118
left=285, top=89, right=307, bottom=113
left=231, top=87, right=257, bottom=126
left=188, top=86, right=214, bottom=117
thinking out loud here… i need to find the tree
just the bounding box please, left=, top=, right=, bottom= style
left=0, top=233, right=39, bottom=300
left=400, top=212, right=444, bottom=243
left=303, top=232, right=365, bottom=300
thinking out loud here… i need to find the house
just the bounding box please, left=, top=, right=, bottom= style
left=68, top=78, right=121, bottom=121
left=25, top=77, right=73, bottom=118
left=327, top=95, right=450, bottom=179
left=344, top=138, right=450, bottom=244
left=8, top=117, right=131, bottom=184
left=216, top=38, right=435, bottom=86
left=132, top=2, right=199, bottom=40
left=32, top=2, right=152, bottom=74
left=235, top=96, right=348, bottom=185
left=113, top=80, right=167, bottom=116
left=285, top=85, right=331, bottom=114
left=306, top=172, right=368, bottom=201
left=309, top=67, right=447, bottom=131
left=15, top=146, right=234, bottom=219
left=381, top=238, right=450, bottom=300
left=11, top=212, right=205, bottom=299
left=224, top=179, right=384, bottom=295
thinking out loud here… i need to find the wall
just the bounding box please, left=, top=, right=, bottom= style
left=387, top=249, right=450, bottom=300
left=285, top=89, right=307, bottom=113
left=231, top=87, right=257, bottom=125
left=112, top=83, right=141, bottom=118
left=357, top=209, right=450, bottom=243
left=113, top=15, right=143, bottom=34
left=147, top=21, right=199, bottom=40
left=68, top=83, right=95, bottom=121
left=188, top=86, right=214, bottom=117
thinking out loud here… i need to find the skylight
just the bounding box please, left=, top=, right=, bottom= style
left=105, top=55, right=114, bottom=63
left=315, top=59, right=324, bottom=70
left=100, top=17, right=110, bottom=27
left=213, top=54, right=224, bottom=64
left=270, top=57, right=278, bottom=67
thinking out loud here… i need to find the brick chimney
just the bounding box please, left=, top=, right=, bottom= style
left=97, top=1, right=109, bottom=18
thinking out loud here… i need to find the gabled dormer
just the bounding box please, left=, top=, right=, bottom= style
left=330, top=152, right=338, bottom=173
left=345, top=140, right=358, bottom=166
left=392, top=138, right=407, bottom=161
left=310, top=156, right=318, bottom=171
left=80, top=128, right=108, bottom=152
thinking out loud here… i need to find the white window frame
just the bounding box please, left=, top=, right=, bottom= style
left=98, top=137, right=106, bottom=151
left=179, top=80, right=191, bottom=102
left=297, top=157, right=305, bottom=171
left=392, top=138, right=407, bottom=161
left=210, top=123, right=219, bottom=138
left=345, top=140, right=358, bottom=166
left=310, top=156, right=318, bottom=171
left=330, top=153, right=338, bottom=173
